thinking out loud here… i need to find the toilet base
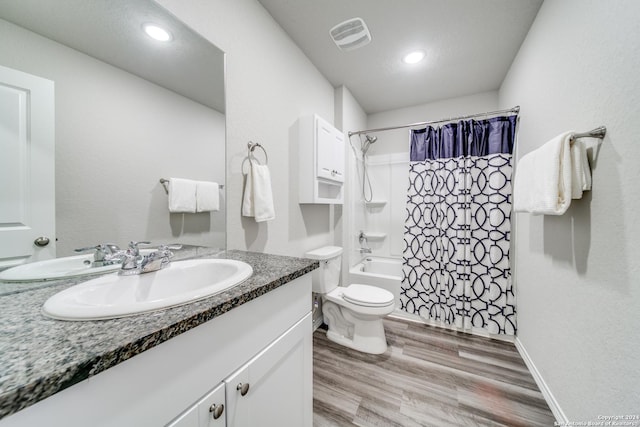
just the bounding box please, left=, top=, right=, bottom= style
left=325, top=328, right=387, bottom=355
left=322, top=300, right=389, bottom=355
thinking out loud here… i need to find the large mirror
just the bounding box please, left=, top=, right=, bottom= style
left=0, top=0, right=226, bottom=262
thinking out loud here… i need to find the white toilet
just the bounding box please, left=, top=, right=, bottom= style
left=305, top=246, right=395, bottom=355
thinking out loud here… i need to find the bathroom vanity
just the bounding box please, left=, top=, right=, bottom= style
left=0, top=248, right=318, bottom=426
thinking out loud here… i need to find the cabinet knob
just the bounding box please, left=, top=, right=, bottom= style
left=209, top=403, right=224, bottom=420
left=237, top=382, right=250, bottom=396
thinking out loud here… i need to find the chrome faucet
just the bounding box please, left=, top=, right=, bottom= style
left=358, top=231, right=372, bottom=254
left=74, top=243, right=122, bottom=267
left=118, top=241, right=174, bottom=275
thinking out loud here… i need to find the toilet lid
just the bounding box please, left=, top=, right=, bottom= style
left=342, top=284, right=394, bottom=307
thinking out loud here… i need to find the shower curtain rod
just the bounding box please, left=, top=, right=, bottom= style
left=347, top=105, right=520, bottom=137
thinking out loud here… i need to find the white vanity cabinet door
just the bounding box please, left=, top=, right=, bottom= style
left=197, top=382, right=226, bottom=427
left=167, top=382, right=226, bottom=427
left=224, top=313, right=312, bottom=427
left=166, top=404, right=198, bottom=427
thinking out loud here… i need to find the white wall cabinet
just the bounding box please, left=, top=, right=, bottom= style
left=298, top=114, right=345, bottom=204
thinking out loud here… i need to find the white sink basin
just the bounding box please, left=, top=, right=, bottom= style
left=0, top=255, right=117, bottom=282
left=42, top=259, right=253, bottom=321
left=0, top=250, right=155, bottom=282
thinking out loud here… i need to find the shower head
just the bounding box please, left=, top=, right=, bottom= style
left=362, top=134, right=377, bottom=155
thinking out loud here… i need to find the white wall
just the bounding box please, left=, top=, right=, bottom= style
left=334, top=86, right=367, bottom=285
left=159, top=0, right=338, bottom=257
left=499, top=0, right=640, bottom=421
left=0, top=19, right=225, bottom=256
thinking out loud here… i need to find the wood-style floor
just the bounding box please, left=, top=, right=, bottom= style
left=313, top=317, right=555, bottom=427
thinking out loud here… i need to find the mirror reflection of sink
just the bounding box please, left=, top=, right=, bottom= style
left=0, top=250, right=155, bottom=282
left=42, top=259, right=253, bottom=321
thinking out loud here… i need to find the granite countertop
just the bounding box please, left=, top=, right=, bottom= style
left=0, top=247, right=318, bottom=420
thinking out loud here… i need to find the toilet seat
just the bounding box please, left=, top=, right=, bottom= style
left=341, top=284, right=394, bottom=307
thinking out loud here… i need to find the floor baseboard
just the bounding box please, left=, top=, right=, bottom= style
left=514, top=337, right=568, bottom=425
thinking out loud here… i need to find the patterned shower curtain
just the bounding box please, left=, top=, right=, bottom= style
left=401, top=115, right=518, bottom=335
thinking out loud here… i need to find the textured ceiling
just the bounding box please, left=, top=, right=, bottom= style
left=0, top=0, right=225, bottom=113
left=258, top=0, right=543, bottom=114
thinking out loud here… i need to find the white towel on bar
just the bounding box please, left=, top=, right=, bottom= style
left=196, top=181, right=220, bottom=212
left=513, top=131, right=575, bottom=215
left=570, top=140, right=592, bottom=199
left=168, top=178, right=197, bottom=213
left=242, top=162, right=275, bottom=222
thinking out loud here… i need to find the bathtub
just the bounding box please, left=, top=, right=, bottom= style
left=347, top=256, right=514, bottom=340
left=348, top=256, right=402, bottom=310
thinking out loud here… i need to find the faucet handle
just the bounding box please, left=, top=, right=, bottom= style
left=156, top=244, right=175, bottom=256
left=118, top=251, right=141, bottom=274
left=128, top=241, right=151, bottom=256
left=74, top=244, right=111, bottom=262
left=139, top=245, right=173, bottom=273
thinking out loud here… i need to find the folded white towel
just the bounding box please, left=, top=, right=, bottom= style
left=570, top=140, right=592, bottom=199
left=168, top=178, right=197, bottom=213
left=196, top=181, right=220, bottom=212
left=242, top=166, right=255, bottom=218
left=242, top=162, right=275, bottom=222
left=513, top=131, right=573, bottom=215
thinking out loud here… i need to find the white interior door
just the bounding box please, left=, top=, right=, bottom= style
left=0, top=65, right=55, bottom=267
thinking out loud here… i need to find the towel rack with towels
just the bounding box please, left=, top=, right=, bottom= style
left=570, top=126, right=606, bottom=142
left=159, top=178, right=224, bottom=195
left=247, top=141, right=268, bottom=164
left=514, top=126, right=605, bottom=215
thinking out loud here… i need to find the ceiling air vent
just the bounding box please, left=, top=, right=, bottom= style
left=329, top=17, right=371, bottom=52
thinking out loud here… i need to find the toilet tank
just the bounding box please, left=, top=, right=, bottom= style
left=304, top=246, right=343, bottom=294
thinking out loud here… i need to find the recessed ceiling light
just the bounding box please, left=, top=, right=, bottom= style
left=143, top=24, right=172, bottom=42
left=403, top=50, right=425, bottom=64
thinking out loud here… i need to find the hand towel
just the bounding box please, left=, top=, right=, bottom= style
left=168, top=178, right=197, bottom=213
left=242, top=166, right=255, bottom=218
left=242, top=162, right=275, bottom=222
left=570, top=140, right=592, bottom=199
left=513, top=131, right=573, bottom=215
left=196, top=181, right=220, bottom=212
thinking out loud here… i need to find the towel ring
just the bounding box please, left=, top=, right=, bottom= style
left=247, top=141, right=268, bottom=165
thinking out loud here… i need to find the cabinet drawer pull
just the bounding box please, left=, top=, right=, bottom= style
left=237, top=382, right=250, bottom=396
left=209, top=403, right=224, bottom=419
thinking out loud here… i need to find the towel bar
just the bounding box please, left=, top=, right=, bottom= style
left=570, top=126, right=606, bottom=142
left=159, top=178, right=224, bottom=195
